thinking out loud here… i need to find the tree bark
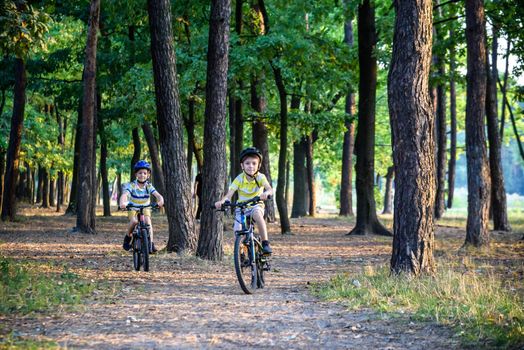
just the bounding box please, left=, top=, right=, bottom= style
left=291, top=139, right=308, bottom=217
left=130, top=127, right=141, bottom=180
left=382, top=166, right=394, bottom=214
left=251, top=78, right=276, bottom=222
left=148, top=0, right=196, bottom=252
left=196, top=0, right=231, bottom=261
left=272, top=64, right=291, bottom=234
left=499, top=38, right=510, bottom=140
left=1, top=58, right=26, bottom=221
left=447, top=32, right=457, bottom=209
left=41, top=168, right=49, bottom=208
left=76, top=0, right=100, bottom=234
left=55, top=100, right=64, bottom=212
left=99, top=104, right=110, bottom=217
left=486, top=29, right=510, bottom=232
left=389, top=0, right=435, bottom=275
left=435, top=63, right=447, bottom=219
left=142, top=122, right=165, bottom=195
left=340, top=7, right=356, bottom=217
left=250, top=2, right=275, bottom=223
left=65, top=99, right=83, bottom=215
left=464, top=0, right=490, bottom=247
left=348, top=0, right=390, bottom=236
left=305, top=131, right=317, bottom=217
left=49, top=176, right=55, bottom=207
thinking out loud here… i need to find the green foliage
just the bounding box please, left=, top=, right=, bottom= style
left=0, top=256, right=95, bottom=315
left=0, top=1, right=50, bottom=58
left=314, top=266, right=524, bottom=349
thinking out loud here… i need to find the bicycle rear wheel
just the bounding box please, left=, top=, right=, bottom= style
left=141, top=229, right=150, bottom=272
left=234, top=233, right=258, bottom=294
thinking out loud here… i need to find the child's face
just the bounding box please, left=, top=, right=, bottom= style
left=135, top=169, right=149, bottom=182
left=241, top=156, right=260, bottom=176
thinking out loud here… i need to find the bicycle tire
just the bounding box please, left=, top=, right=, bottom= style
left=133, top=236, right=142, bottom=271
left=234, top=233, right=258, bottom=294
left=141, top=229, right=150, bottom=272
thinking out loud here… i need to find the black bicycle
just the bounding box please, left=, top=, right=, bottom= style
left=214, top=196, right=271, bottom=294
left=126, top=203, right=158, bottom=272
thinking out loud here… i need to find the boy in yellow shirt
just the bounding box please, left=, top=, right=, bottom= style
left=215, top=147, right=274, bottom=254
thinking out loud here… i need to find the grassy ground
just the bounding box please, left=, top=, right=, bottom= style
left=314, top=211, right=524, bottom=349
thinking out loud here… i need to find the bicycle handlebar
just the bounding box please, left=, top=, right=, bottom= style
left=123, top=203, right=160, bottom=210
left=211, top=195, right=272, bottom=211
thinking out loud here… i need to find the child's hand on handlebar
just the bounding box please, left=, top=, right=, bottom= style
left=260, top=192, right=271, bottom=201
left=214, top=200, right=225, bottom=210
left=156, top=199, right=164, bottom=208
left=119, top=202, right=127, bottom=210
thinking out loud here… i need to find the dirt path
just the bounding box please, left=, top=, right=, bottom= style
left=1, top=211, right=460, bottom=349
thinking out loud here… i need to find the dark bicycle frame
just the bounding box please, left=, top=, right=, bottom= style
left=126, top=203, right=158, bottom=271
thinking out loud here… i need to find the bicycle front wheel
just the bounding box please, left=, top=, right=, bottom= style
left=141, top=229, right=150, bottom=272
left=234, top=233, right=258, bottom=294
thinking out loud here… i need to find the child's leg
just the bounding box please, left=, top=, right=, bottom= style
left=128, top=217, right=138, bottom=236
left=252, top=208, right=268, bottom=241
left=145, top=215, right=153, bottom=243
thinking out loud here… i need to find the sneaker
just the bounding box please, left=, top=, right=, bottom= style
left=123, top=235, right=132, bottom=251
left=150, top=242, right=158, bottom=254
left=261, top=240, right=273, bottom=255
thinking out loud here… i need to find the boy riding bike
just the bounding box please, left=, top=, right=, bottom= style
left=214, top=147, right=274, bottom=255
left=120, top=160, right=164, bottom=253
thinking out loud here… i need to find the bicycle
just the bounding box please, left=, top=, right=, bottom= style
left=125, top=203, right=158, bottom=272
left=214, top=196, right=271, bottom=294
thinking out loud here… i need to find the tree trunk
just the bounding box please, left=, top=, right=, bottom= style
left=130, top=127, right=141, bottom=180
left=285, top=159, right=290, bottom=210
left=76, top=0, right=100, bottom=234
left=340, top=9, right=356, bottom=217
left=291, top=139, right=308, bottom=217
left=99, top=106, right=111, bottom=217
left=388, top=0, right=435, bottom=275
left=49, top=177, right=55, bottom=207
left=382, top=166, right=394, bottom=214
left=464, top=0, right=490, bottom=247
left=272, top=65, right=291, bottom=234
left=447, top=32, right=457, bottom=209
left=305, top=131, right=316, bottom=217
left=499, top=38, right=510, bottom=140
left=251, top=78, right=276, bottom=222
left=142, top=122, right=165, bottom=195
left=41, top=169, right=49, bottom=208
left=485, top=28, right=510, bottom=232
left=66, top=98, right=83, bottom=214
left=435, top=63, right=447, bottom=219
left=250, top=2, right=275, bottom=223
left=55, top=100, right=64, bottom=212
left=36, top=165, right=43, bottom=204
left=348, top=0, right=390, bottom=236
left=148, top=0, right=196, bottom=252
left=196, top=0, right=231, bottom=261
left=1, top=58, right=26, bottom=221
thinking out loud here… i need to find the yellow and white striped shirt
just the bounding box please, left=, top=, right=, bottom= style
left=229, top=172, right=269, bottom=203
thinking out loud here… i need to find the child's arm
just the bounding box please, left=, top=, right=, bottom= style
left=214, top=189, right=236, bottom=209
left=152, top=191, right=164, bottom=208
left=119, top=192, right=129, bottom=209
left=260, top=182, right=273, bottom=201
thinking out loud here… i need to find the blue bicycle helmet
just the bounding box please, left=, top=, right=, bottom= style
left=134, top=160, right=151, bottom=172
